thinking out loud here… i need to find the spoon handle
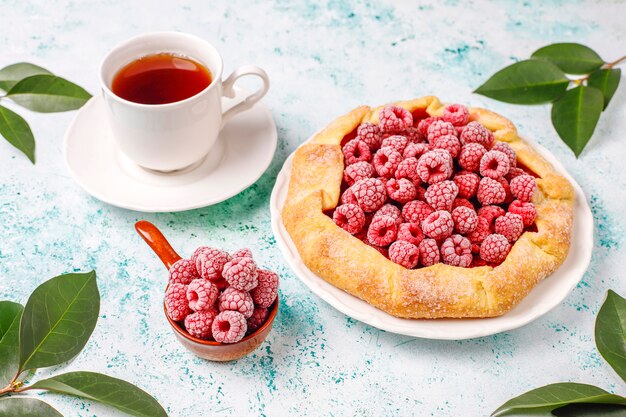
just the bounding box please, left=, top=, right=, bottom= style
left=135, top=220, right=182, bottom=270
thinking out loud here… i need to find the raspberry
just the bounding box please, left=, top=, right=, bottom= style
left=421, top=210, right=454, bottom=240
left=342, top=138, right=371, bottom=165
left=373, top=146, right=403, bottom=178
left=433, top=134, right=461, bottom=158
left=510, top=174, right=537, bottom=202
left=452, top=206, right=478, bottom=234
left=378, top=105, right=413, bottom=133
left=480, top=234, right=511, bottom=263
left=169, top=259, right=199, bottom=286
left=250, top=269, right=279, bottom=308
left=374, top=204, right=403, bottom=226
left=460, top=121, right=493, bottom=148
left=367, top=215, right=397, bottom=247
left=232, top=248, right=253, bottom=259
left=443, top=104, right=470, bottom=126
left=418, top=238, right=440, bottom=266
left=352, top=178, right=387, bottom=212
left=219, top=287, right=254, bottom=318
left=340, top=187, right=358, bottom=205
left=453, top=172, right=480, bottom=199
left=404, top=126, right=423, bottom=143
left=466, top=216, right=490, bottom=244
left=187, top=279, right=219, bottom=312
left=480, top=150, right=511, bottom=179
left=478, top=205, right=506, bottom=229
left=357, top=122, right=383, bottom=150
left=333, top=203, right=365, bottom=234
left=223, top=257, right=259, bottom=291
left=395, top=157, right=420, bottom=184
left=184, top=310, right=217, bottom=340
left=492, top=142, right=517, bottom=167
left=403, top=142, right=430, bottom=160
left=389, top=240, right=420, bottom=268
left=458, top=143, right=487, bottom=172
left=452, top=198, right=475, bottom=210
left=495, top=212, right=524, bottom=243
left=402, top=200, right=435, bottom=223
left=424, top=180, right=458, bottom=212
left=247, top=307, right=269, bottom=334
left=415, top=185, right=427, bottom=201
left=417, top=150, right=453, bottom=184
left=477, top=177, right=506, bottom=205
left=344, top=161, right=374, bottom=186
left=506, top=167, right=525, bottom=181
left=497, top=177, right=514, bottom=203
left=509, top=200, right=537, bottom=227
left=212, top=311, right=247, bottom=343
left=195, top=247, right=232, bottom=282
left=363, top=238, right=390, bottom=257
left=397, top=222, right=424, bottom=246
left=427, top=120, right=457, bottom=144
left=386, top=178, right=417, bottom=204
left=381, top=135, right=409, bottom=153
left=165, top=283, right=191, bottom=322
left=417, top=116, right=442, bottom=138
left=441, top=234, right=473, bottom=267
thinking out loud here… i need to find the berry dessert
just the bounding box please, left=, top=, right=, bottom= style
left=282, top=96, right=574, bottom=319
left=164, top=247, right=279, bottom=342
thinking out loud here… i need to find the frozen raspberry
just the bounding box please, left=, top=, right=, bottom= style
left=510, top=174, right=537, bottom=202
left=480, top=234, right=511, bottom=263
left=460, top=121, right=493, bottom=148
left=421, top=210, right=454, bottom=240
left=427, top=120, right=457, bottom=144
left=395, top=157, right=420, bottom=184
left=506, top=167, right=526, bottom=181
left=509, top=200, right=537, bottom=227
left=357, top=122, right=383, bottom=150
left=250, top=269, right=279, bottom=308
left=232, top=248, right=253, bottom=259
left=212, top=311, right=247, bottom=343
left=223, top=257, right=259, bottom=291
left=403, top=142, right=430, bottom=160
left=452, top=206, right=478, bottom=234
left=478, top=205, right=506, bottom=229
left=458, top=143, right=487, bottom=172
left=333, top=203, right=366, bottom=234
left=397, top=222, right=424, bottom=246
left=363, top=238, right=390, bottom=257
left=402, top=200, right=435, bottom=223
left=219, top=287, right=254, bottom=318
left=195, top=247, right=232, bottom=282
left=165, top=283, right=192, bottom=322
left=247, top=307, right=269, bottom=334
left=386, top=178, right=417, bottom=204
left=344, top=161, right=374, bottom=186
left=497, top=177, right=514, bottom=203
left=404, top=126, right=423, bottom=143
left=415, top=185, right=427, bottom=201
left=425, top=180, right=458, bottom=212
left=389, top=240, right=420, bottom=268
left=417, top=150, right=453, bottom=184
left=441, top=234, right=473, bottom=267
left=374, top=204, right=403, bottom=226
left=342, top=138, right=371, bottom=165
left=453, top=172, right=480, bottom=199
left=184, top=310, right=217, bottom=340
left=340, top=187, right=358, bottom=205
left=169, top=259, right=199, bottom=286
left=367, top=215, right=397, bottom=247
left=443, top=104, right=470, bottom=126
left=492, top=142, right=517, bottom=167
left=378, top=105, right=413, bottom=133
left=418, top=238, right=440, bottom=266
left=480, top=150, right=511, bottom=179
left=495, top=212, right=524, bottom=243
left=187, top=279, right=219, bottom=312
left=433, top=134, right=461, bottom=158
left=417, top=116, right=442, bottom=138
left=467, top=216, right=490, bottom=244
left=351, top=178, right=387, bottom=212
left=477, top=177, right=506, bottom=205
left=373, top=146, right=403, bottom=178
left=381, top=135, right=409, bottom=153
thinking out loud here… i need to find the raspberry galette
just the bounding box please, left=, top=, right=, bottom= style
left=282, top=97, right=574, bottom=319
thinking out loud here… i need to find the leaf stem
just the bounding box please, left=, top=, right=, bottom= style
left=606, top=54, right=626, bottom=68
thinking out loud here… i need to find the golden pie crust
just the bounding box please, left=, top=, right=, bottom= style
left=281, top=96, right=574, bottom=319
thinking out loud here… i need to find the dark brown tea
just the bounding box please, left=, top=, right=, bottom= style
left=112, top=53, right=212, bottom=105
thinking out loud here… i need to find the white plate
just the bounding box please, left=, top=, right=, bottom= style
left=270, top=136, right=593, bottom=340
left=64, top=88, right=277, bottom=212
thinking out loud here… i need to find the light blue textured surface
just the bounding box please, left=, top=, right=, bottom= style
left=0, top=1, right=625, bottom=416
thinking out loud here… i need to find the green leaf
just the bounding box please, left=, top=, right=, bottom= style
left=553, top=403, right=626, bottom=417
left=0, top=105, right=36, bottom=163
left=6, top=74, right=91, bottom=113
left=532, top=43, right=605, bottom=74
left=31, top=371, right=168, bottom=417
left=474, top=60, right=570, bottom=104
left=0, top=398, right=62, bottom=417
left=0, top=301, right=24, bottom=386
left=19, top=271, right=99, bottom=372
left=596, top=290, right=626, bottom=383
left=0, top=63, right=52, bottom=92
left=588, top=69, right=621, bottom=109
left=551, top=85, right=604, bottom=157
left=492, top=383, right=626, bottom=416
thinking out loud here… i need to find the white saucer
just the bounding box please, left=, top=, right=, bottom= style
left=270, top=134, right=593, bottom=340
left=64, top=88, right=277, bottom=212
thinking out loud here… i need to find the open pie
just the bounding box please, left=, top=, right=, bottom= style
left=282, top=96, right=574, bottom=319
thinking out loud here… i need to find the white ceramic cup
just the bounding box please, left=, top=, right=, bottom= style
left=100, top=32, right=270, bottom=172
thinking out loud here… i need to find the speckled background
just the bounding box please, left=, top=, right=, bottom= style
left=0, top=0, right=625, bottom=416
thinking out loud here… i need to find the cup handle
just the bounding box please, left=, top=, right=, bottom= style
left=221, top=65, right=270, bottom=126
